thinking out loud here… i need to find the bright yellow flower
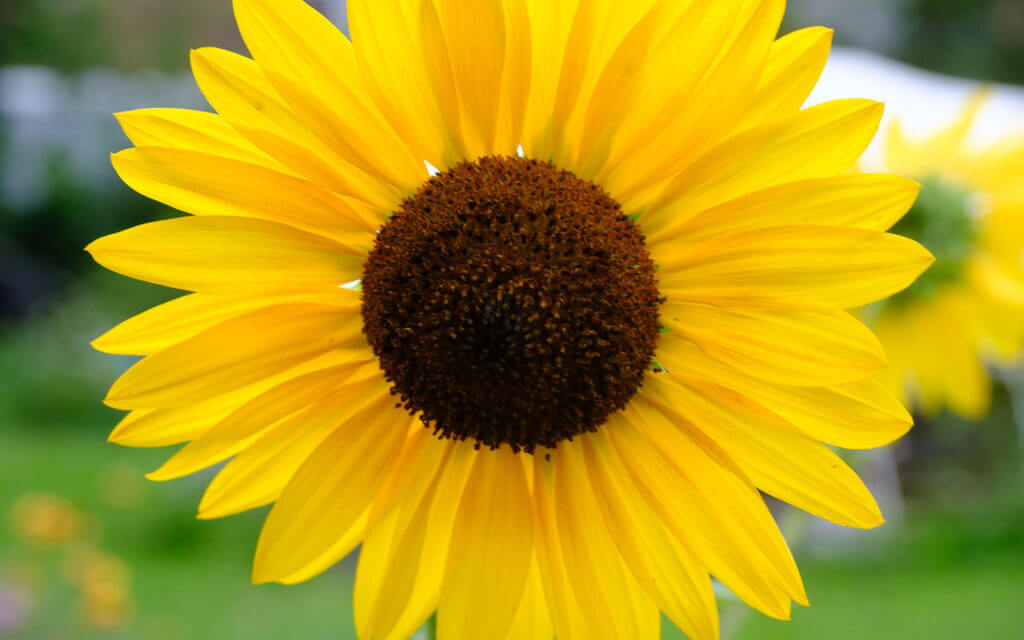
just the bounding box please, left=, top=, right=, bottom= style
left=868, top=90, right=1024, bottom=419
left=88, top=1, right=933, bottom=638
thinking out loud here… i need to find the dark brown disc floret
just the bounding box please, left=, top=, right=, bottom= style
left=360, top=156, right=662, bottom=453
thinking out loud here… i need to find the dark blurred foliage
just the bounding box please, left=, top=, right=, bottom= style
left=0, top=0, right=1019, bottom=79
left=0, top=0, right=106, bottom=70
left=900, top=0, right=1024, bottom=84
left=898, top=385, right=1021, bottom=502
left=0, top=0, right=241, bottom=72
left=0, top=155, right=166, bottom=320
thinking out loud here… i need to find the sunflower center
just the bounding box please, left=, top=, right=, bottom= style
left=360, top=155, right=662, bottom=453
left=888, top=175, right=979, bottom=303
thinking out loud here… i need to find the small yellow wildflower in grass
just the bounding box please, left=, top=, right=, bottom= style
left=65, top=545, right=135, bottom=630
left=9, top=493, right=83, bottom=547
left=88, top=1, right=933, bottom=638
left=869, top=90, right=1024, bottom=419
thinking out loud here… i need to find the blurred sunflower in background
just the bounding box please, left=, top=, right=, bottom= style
left=868, top=90, right=1024, bottom=419
left=87, top=1, right=933, bottom=638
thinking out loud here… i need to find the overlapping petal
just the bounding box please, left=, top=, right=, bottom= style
left=197, top=377, right=389, bottom=522
left=87, top=216, right=366, bottom=296
left=657, top=225, right=933, bottom=310
left=437, top=447, right=534, bottom=640
left=103, top=303, right=366, bottom=409
left=252, top=397, right=413, bottom=584
left=642, top=99, right=885, bottom=235
left=232, top=0, right=426, bottom=191
left=661, top=302, right=887, bottom=386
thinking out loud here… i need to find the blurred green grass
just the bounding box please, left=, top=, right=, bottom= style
left=731, top=479, right=1024, bottom=640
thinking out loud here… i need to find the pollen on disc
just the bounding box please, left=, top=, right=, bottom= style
left=360, top=156, right=662, bottom=453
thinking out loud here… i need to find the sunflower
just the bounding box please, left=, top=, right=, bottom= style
left=865, top=90, right=1024, bottom=419
left=88, top=1, right=933, bottom=638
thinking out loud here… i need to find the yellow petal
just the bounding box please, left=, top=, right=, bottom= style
left=735, top=26, right=833, bottom=131
left=552, top=443, right=662, bottom=640
left=252, top=395, right=410, bottom=584
left=971, top=255, right=1024, bottom=307
left=959, top=138, right=1024, bottom=199
left=232, top=0, right=425, bottom=191
left=582, top=431, right=718, bottom=640
left=561, top=441, right=664, bottom=639
left=573, top=1, right=672, bottom=176
left=651, top=174, right=920, bottom=246
left=656, top=334, right=913, bottom=449
left=87, top=216, right=365, bottom=296
left=883, top=120, right=921, bottom=178
left=531, top=0, right=657, bottom=165
left=885, top=86, right=991, bottom=176
left=435, top=0, right=507, bottom=155
left=111, top=146, right=380, bottom=241
left=657, top=225, right=934, bottom=310
left=644, top=99, right=885, bottom=236
left=661, top=302, right=886, bottom=386
left=532, top=455, right=594, bottom=640
left=981, top=299, right=1024, bottom=366
left=103, top=303, right=365, bottom=409
left=109, top=407, right=224, bottom=449
left=356, top=441, right=476, bottom=640
left=873, top=307, right=921, bottom=411
left=347, top=0, right=457, bottom=167
left=437, top=446, right=534, bottom=640
left=380, top=443, right=476, bottom=640
left=519, top=0, right=580, bottom=159
left=147, top=361, right=376, bottom=481
left=646, top=375, right=884, bottom=528
left=901, top=293, right=992, bottom=419
left=107, top=351, right=352, bottom=447
left=352, top=431, right=450, bottom=637
left=93, top=294, right=255, bottom=356
left=495, top=0, right=532, bottom=156
left=353, top=501, right=404, bottom=640
left=534, top=448, right=659, bottom=640
left=576, top=1, right=763, bottom=181
left=585, top=0, right=745, bottom=179
left=92, top=290, right=357, bottom=356
left=197, top=376, right=389, bottom=520
left=610, top=400, right=805, bottom=618
left=189, top=46, right=399, bottom=210
left=363, top=428, right=454, bottom=534
left=503, top=559, right=554, bottom=640
left=115, top=108, right=276, bottom=166
left=940, top=331, right=991, bottom=420
left=274, top=433, right=431, bottom=592
left=417, top=0, right=470, bottom=167
left=600, top=0, right=784, bottom=205
left=978, top=206, right=1024, bottom=269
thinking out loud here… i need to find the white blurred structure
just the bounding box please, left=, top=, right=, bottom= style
left=811, top=47, right=1024, bottom=161
left=788, top=0, right=912, bottom=56
left=316, top=0, right=349, bottom=33
left=0, top=67, right=202, bottom=211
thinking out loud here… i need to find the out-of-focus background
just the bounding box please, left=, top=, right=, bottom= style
left=1, top=1, right=1022, bottom=638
